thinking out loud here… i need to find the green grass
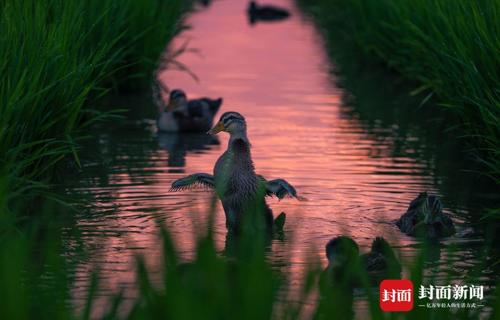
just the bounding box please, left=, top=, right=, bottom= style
left=121, top=227, right=496, bottom=320
left=1, top=203, right=496, bottom=320
left=0, top=0, right=186, bottom=222
left=296, top=0, right=500, bottom=183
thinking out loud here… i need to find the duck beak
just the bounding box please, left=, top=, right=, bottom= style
left=207, top=121, right=225, bottom=134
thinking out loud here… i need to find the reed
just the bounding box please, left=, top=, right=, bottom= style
left=116, top=228, right=495, bottom=319
left=2, top=208, right=495, bottom=320
left=296, top=0, right=500, bottom=183
left=0, top=0, right=186, bottom=217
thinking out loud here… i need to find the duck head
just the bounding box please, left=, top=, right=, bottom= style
left=421, top=194, right=443, bottom=224
left=207, top=112, right=247, bottom=136
left=325, top=236, right=359, bottom=269
left=167, top=89, right=187, bottom=111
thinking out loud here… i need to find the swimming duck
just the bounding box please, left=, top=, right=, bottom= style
left=316, top=236, right=358, bottom=319
left=396, top=192, right=455, bottom=238
left=171, top=111, right=301, bottom=233
left=324, top=236, right=401, bottom=286
left=156, top=89, right=223, bottom=132
left=247, top=1, right=290, bottom=24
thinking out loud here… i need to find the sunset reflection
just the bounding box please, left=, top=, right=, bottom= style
left=68, top=0, right=459, bottom=315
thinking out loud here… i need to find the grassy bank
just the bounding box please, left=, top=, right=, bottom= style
left=0, top=0, right=186, bottom=223
left=297, top=0, right=500, bottom=183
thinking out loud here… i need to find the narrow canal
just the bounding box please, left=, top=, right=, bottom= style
left=61, top=0, right=493, bottom=316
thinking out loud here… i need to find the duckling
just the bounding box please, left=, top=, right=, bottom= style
left=247, top=1, right=290, bottom=24
left=324, top=236, right=401, bottom=286
left=171, top=111, right=302, bottom=233
left=156, top=89, right=223, bottom=132
left=396, top=192, right=455, bottom=238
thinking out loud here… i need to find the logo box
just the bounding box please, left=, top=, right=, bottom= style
left=380, top=279, right=414, bottom=312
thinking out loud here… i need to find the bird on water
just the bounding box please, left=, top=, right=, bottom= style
left=323, top=236, right=401, bottom=286
left=247, top=1, right=290, bottom=24
left=155, top=87, right=223, bottom=133
left=171, top=111, right=303, bottom=233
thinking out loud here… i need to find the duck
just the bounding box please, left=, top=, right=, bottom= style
left=247, top=1, right=290, bottom=24
left=396, top=192, right=455, bottom=238
left=317, top=236, right=359, bottom=320
left=155, top=88, right=223, bottom=133
left=324, top=236, right=401, bottom=286
left=170, top=111, right=302, bottom=233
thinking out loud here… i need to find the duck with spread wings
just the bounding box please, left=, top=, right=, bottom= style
left=171, top=111, right=303, bottom=233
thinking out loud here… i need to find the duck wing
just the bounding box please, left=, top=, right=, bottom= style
left=170, top=173, right=215, bottom=191
left=199, top=97, right=223, bottom=116
left=186, top=100, right=206, bottom=117
left=260, top=177, right=305, bottom=200
left=185, top=98, right=222, bottom=117
left=172, top=101, right=211, bottom=132
left=361, top=252, right=387, bottom=272
left=368, top=237, right=402, bottom=276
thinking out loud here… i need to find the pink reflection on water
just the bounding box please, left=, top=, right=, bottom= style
left=70, top=0, right=442, bottom=316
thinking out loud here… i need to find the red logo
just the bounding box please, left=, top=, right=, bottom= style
left=379, top=279, right=414, bottom=312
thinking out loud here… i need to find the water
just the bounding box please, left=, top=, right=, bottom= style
left=61, top=0, right=495, bottom=316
